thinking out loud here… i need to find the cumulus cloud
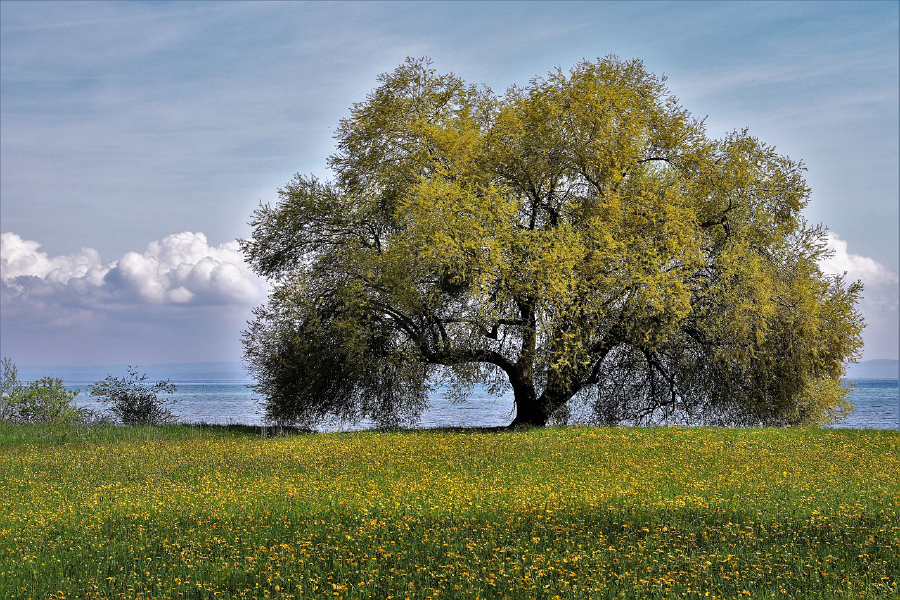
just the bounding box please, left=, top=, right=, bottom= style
left=1, top=231, right=271, bottom=364
left=1, top=233, right=108, bottom=284
left=821, top=233, right=895, bottom=283
left=820, top=232, right=899, bottom=360
left=1, top=231, right=266, bottom=309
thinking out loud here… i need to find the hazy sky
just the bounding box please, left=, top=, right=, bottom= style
left=1, top=1, right=897, bottom=366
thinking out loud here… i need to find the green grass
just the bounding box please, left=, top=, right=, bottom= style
left=1, top=426, right=897, bottom=599
left=0, top=422, right=293, bottom=447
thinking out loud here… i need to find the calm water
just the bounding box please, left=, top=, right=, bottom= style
left=829, top=379, right=900, bottom=430
left=68, top=379, right=900, bottom=430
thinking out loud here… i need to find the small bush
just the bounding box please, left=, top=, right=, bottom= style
left=1, top=357, right=84, bottom=424
left=90, top=367, right=178, bottom=426
left=0, top=357, right=18, bottom=422
left=11, top=376, right=83, bottom=424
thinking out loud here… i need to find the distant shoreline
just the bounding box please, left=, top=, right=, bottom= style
left=15, top=362, right=252, bottom=383
left=16, top=359, right=899, bottom=382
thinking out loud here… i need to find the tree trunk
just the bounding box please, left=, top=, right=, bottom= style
left=507, top=371, right=546, bottom=427
left=510, top=390, right=576, bottom=427
left=508, top=304, right=548, bottom=427
left=509, top=368, right=580, bottom=427
left=509, top=393, right=545, bottom=427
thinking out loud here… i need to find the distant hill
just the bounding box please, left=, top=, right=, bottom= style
left=16, top=362, right=251, bottom=383
left=17, top=359, right=898, bottom=383
left=845, top=359, right=899, bottom=379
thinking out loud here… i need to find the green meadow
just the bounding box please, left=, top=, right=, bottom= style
left=1, top=425, right=897, bottom=599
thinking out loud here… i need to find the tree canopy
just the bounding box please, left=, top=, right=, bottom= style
left=241, top=56, right=863, bottom=428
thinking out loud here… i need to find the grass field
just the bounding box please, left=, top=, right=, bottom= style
left=1, top=425, right=897, bottom=599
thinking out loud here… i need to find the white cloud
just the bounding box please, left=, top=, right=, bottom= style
left=0, top=232, right=109, bottom=283
left=1, top=231, right=269, bottom=364
left=1, top=231, right=266, bottom=308
left=821, top=232, right=899, bottom=298
left=821, top=232, right=899, bottom=360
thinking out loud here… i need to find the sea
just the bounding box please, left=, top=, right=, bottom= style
left=63, top=378, right=900, bottom=431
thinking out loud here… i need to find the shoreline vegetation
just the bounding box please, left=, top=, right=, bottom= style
left=1, top=424, right=897, bottom=599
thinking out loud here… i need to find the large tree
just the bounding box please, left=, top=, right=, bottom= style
left=242, top=57, right=863, bottom=428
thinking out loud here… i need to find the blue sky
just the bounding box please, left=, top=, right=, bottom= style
left=1, top=1, right=897, bottom=366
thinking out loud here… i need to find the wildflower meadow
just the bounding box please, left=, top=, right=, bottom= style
left=1, top=425, right=897, bottom=599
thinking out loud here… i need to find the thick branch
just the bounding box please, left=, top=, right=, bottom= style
left=422, top=346, right=519, bottom=379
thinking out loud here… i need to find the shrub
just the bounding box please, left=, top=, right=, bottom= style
left=11, top=376, right=84, bottom=424
left=90, top=367, right=178, bottom=426
left=1, top=357, right=84, bottom=424
left=0, top=357, right=18, bottom=422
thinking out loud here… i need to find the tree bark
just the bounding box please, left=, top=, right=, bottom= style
left=508, top=359, right=583, bottom=427
left=509, top=382, right=544, bottom=427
